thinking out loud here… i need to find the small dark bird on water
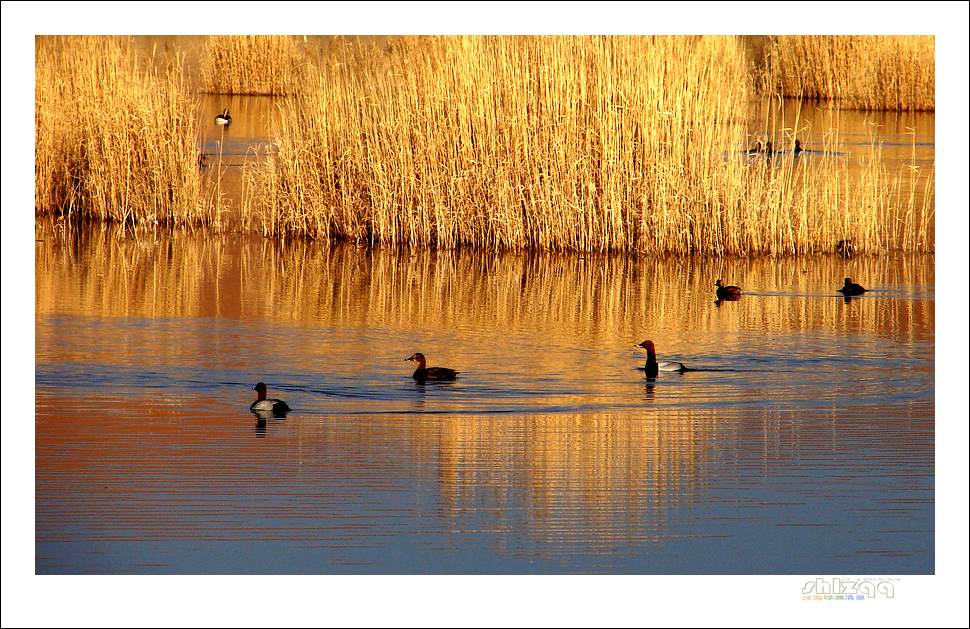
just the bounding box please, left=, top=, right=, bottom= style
left=715, top=279, right=742, bottom=300
left=837, top=277, right=867, bottom=296
left=250, top=382, right=290, bottom=415
left=406, top=352, right=459, bottom=382
left=215, top=108, right=232, bottom=126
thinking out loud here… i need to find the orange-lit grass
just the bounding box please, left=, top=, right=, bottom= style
left=35, top=36, right=205, bottom=226
left=760, top=36, right=935, bottom=111
left=243, top=36, right=933, bottom=255
left=199, top=35, right=301, bottom=95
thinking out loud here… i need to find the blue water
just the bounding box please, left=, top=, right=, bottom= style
left=35, top=233, right=935, bottom=574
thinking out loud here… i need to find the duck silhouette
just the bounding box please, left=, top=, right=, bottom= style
left=406, top=352, right=459, bottom=382
left=715, top=279, right=742, bottom=300
left=837, top=277, right=867, bottom=296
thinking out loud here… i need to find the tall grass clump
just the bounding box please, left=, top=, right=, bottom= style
left=247, top=36, right=754, bottom=252
left=36, top=36, right=205, bottom=226
left=244, top=36, right=932, bottom=255
left=199, top=35, right=301, bottom=95
left=760, top=36, right=934, bottom=111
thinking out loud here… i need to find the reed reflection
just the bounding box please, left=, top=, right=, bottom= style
left=432, top=410, right=715, bottom=554
left=36, top=221, right=935, bottom=349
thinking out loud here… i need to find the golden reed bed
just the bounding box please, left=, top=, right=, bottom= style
left=759, top=35, right=935, bottom=111
left=36, top=36, right=935, bottom=256
left=35, top=37, right=205, bottom=226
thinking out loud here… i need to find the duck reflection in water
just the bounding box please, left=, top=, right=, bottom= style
left=253, top=409, right=288, bottom=436
left=714, top=295, right=741, bottom=307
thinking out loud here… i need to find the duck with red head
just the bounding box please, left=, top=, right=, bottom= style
left=838, top=277, right=867, bottom=296
left=406, top=353, right=459, bottom=382
left=635, top=340, right=689, bottom=378
left=250, top=382, right=290, bottom=415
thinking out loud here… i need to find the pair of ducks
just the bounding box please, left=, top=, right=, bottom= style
left=250, top=352, right=458, bottom=414
left=716, top=277, right=868, bottom=298
left=746, top=139, right=804, bottom=156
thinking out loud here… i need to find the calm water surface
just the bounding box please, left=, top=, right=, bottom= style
left=35, top=223, right=934, bottom=573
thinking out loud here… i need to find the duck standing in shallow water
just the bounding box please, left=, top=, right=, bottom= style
left=250, top=382, right=290, bottom=414
left=636, top=340, right=689, bottom=378
left=715, top=279, right=742, bottom=300
left=406, top=353, right=459, bottom=382
left=215, top=108, right=232, bottom=126
left=838, top=277, right=867, bottom=296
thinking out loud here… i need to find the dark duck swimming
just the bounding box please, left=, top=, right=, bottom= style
left=715, top=279, right=742, bottom=300
left=250, top=382, right=290, bottom=414
left=636, top=340, right=689, bottom=378
left=406, top=352, right=459, bottom=382
left=837, top=277, right=867, bottom=296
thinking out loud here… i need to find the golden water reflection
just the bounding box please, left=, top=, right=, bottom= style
left=35, top=221, right=934, bottom=572
left=37, top=220, right=934, bottom=345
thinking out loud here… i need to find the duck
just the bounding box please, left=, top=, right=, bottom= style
left=215, top=108, right=232, bottom=126
left=837, top=277, right=867, bottom=296
left=715, top=279, right=742, bottom=300
left=250, top=382, right=290, bottom=414
left=836, top=239, right=855, bottom=258
left=792, top=139, right=804, bottom=156
left=746, top=140, right=773, bottom=155
left=636, top=340, right=689, bottom=378
left=406, top=352, right=459, bottom=382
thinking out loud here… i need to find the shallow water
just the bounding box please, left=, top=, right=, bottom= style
left=35, top=223, right=934, bottom=573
